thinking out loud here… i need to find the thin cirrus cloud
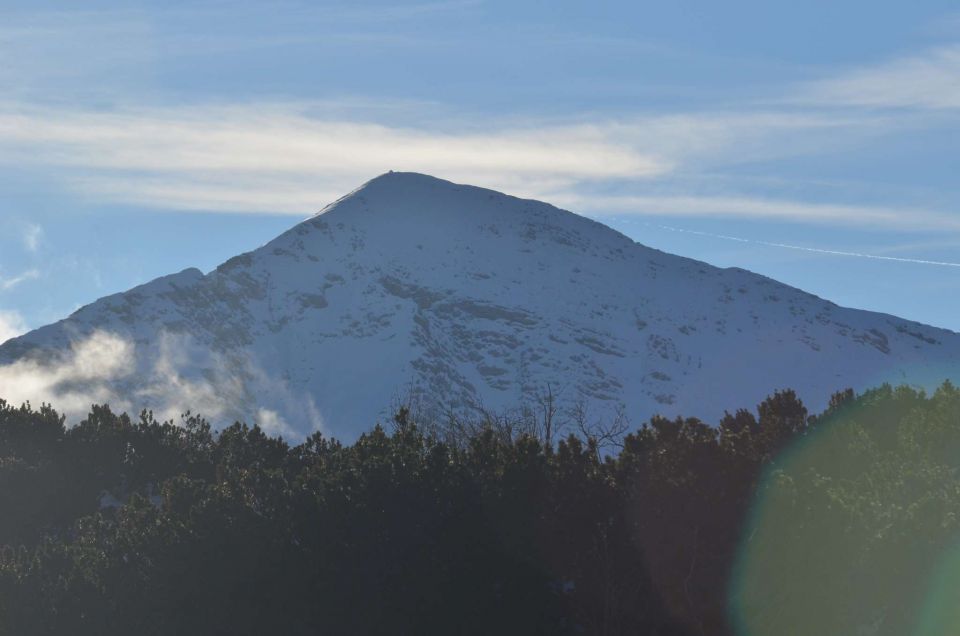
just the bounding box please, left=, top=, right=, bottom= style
left=22, top=223, right=43, bottom=252
left=797, top=44, right=960, bottom=110
left=563, top=194, right=960, bottom=232
left=0, top=101, right=907, bottom=225
left=0, top=30, right=953, bottom=231
left=0, top=103, right=673, bottom=214
left=0, top=7, right=958, bottom=236
left=0, top=104, right=665, bottom=179
left=0, top=269, right=40, bottom=292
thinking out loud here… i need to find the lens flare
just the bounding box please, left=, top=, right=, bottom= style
left=730, top=382, right=960, bottom=635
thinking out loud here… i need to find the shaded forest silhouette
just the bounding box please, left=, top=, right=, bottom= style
left=1, top=382, right=959, bottom=635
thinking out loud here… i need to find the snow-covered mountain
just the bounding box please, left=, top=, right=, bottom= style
left=2, top=172, right=958, bottom=439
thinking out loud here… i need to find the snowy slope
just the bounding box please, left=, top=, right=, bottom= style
left=2, top=172, right=958, bottom=439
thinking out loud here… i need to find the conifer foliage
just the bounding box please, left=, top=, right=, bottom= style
left=0, top=383, right=958, bottom=635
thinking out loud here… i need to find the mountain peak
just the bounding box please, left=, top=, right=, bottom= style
left=315, top=171, right=464, bottom=211
left=365, top=170, right=448, bottom=186
left=2, top=175, right=958, bottom=441
left=357, top=171, right=472, bottom=204
left=270, top=172, right=617, bottom=282
left=309, top=171, right=621, bottom=248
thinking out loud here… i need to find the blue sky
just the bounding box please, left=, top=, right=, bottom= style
left=1, top=0, right=959, bottom=340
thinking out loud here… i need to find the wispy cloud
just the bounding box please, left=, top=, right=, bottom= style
left=0, top=102, right=672, bottom=213
left=22, top=223, right=43, bottom=252
left=0, top=3, right=481, bottom=95
left=573, top=194, right=960, bottom=231
left=798, top=45, right=960, bottom=110
left=0, top=5, right=956, bottom=231
left=0, top=310, right=27, bottom=343
left=0, top=102, right=897, bottom=221
left=0, top=269, right=40, bottom=291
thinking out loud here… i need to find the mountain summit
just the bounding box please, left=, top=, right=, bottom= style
left=2, top=172, right=958, bottom=438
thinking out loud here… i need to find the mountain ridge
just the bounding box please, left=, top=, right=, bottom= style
left=2, top=172, right=958, bottom=439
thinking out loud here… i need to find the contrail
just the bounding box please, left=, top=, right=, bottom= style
left=641, top=222, right=960, bottom=268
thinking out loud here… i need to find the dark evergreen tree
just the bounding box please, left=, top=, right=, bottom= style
left=1, top=382, right=958, bottom=635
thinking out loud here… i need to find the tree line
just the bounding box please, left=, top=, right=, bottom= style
left=1, top=381, right=958, bottom=635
